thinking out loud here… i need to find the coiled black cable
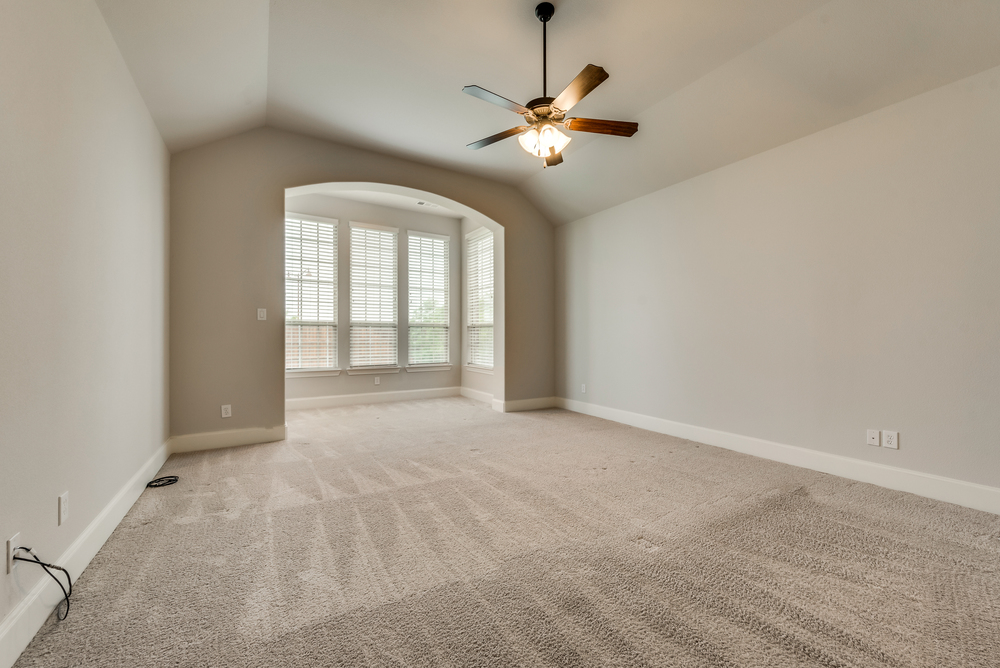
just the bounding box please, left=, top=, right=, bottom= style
left=146, top=476, right=178, bottom=487
left=13, top=548, right=73, bottom=620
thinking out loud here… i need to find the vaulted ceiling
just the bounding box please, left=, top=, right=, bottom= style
left=94, top=0, right=1000, bottom=224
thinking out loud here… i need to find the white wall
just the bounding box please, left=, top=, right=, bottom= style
left=557, top=64, right=1000, bottom=489
left=0, top=0, right=168, bottom=641
left=284, top=194, right=462, bottom=402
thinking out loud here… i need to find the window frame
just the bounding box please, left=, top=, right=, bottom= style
left=465, top=227, right=494, bottom=370
left=284, top=213, right=339, bottom=373
left=348, top=221, right=400, bottom=369
left=406, top=230, right=450, bottom=367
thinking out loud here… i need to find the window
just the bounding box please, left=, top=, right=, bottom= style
left=466, top=228, right=494, bottom=368
left=350, top=222, right=398, bottom=367
left=408, top=232, right=449, bottom=365
left=285, top=215, right=337, bottom=370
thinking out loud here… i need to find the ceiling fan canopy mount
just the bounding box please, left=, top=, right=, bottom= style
left=535, top=2, right=555, bottom=23
left=462, top=2, right=638, bottom=167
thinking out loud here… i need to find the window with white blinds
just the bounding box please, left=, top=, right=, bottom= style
left=285, top=215, right=338, bottom=370
left=408, top=232, right=449, bottom=365
left=350, top=223, right=398, bottom=367
left=466, top=228, right=494, bottom=368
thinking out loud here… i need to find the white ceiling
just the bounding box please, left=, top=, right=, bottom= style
left=287, top=188, right=463, bottom=220
left=95, top=0, right=1000, bottom=223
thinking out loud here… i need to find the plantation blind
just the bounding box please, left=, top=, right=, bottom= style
left=285, top=215, right=338, bottom=370
left=350, top=222, right=398, bottom=367
left=408, top=232, right=449, bottom=365
left=466, top=228, right=493, bottom=368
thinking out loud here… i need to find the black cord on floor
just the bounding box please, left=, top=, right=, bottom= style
left=147, top=476, right=178, bottom=487
left=13, top=548, right=73, bottom=620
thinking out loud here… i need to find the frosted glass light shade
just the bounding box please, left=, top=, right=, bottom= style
left=518, top=123, right=570, bottom=158
left=517, top=127, right=540, bottom=155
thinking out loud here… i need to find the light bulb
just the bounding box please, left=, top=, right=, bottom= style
left=518, top=123, right=570, bottom=158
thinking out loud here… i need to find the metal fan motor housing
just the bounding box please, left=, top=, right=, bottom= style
left=525, top=96, right=565, bottom=123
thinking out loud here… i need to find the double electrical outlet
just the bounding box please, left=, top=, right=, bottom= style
left=5, top=492, right=68, bottom=575
left=6, top=533, right=19, bottom=574
left=6, top=492, right=69, bottom=575
left=868, top=429, right=899, bottom=449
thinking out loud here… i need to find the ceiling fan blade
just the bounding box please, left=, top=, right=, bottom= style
left=551, top=65, right=609, bottom=112
left=563, top=117, right=638, bottom=137
left=462, top=86, right=530, bottom=115
left=467, top=126, right=530, bottom=150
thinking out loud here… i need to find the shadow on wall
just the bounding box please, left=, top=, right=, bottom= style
left=283, top=182, right=506, bottom=408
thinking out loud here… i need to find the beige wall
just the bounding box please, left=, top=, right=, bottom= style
left=170, top=127, right=553, bottom=437
left=556, top=64, right=1000, bottom=488
left=0, top=0, right=169, bottom=622
left=283, top=194, right=462, bottom=400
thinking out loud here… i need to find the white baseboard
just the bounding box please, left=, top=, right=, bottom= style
left=555, top=398, right=1000, bottom=516
left=499, top=396, right=559, bottom=413
left=459, top=386, right=494, bottom=405
left=167, top=424, right=286, bottom=454
left=0, top=442, right=169, bottom=668
left=286, top=386, right=461, bottom=411
left=462, top=388, right=504, bottom=413
left=460, top=390, right=558, bottom=414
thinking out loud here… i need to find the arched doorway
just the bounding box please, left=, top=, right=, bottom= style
left=283, top=182, right=505, bottom=411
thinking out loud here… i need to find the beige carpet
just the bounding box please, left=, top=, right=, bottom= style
left=14, top=398, right=1000, bottom=667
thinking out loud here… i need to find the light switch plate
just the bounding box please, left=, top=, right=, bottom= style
left=257, top=308, right=266, bottom=321
left=882, top=430, right=899, bottom=449
left=867, top=429, right=880, bottom=446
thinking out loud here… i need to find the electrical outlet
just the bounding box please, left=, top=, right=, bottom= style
left=867, top=429, right=880, bottom=446
left=882, top=430, right=899, bottom=449
left=58, top=492, right=69, bottom=526
left=581, top=384, right=586, bottom=394
left=257, top=308, right=266, bottom=321
left=221, top=404, right=232, bottom=418
left=374, top=377, right=380, bottom=386
left=6, top=533, right=19, bottom=574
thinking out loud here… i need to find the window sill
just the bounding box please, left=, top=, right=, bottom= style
left=405, top=364, right=452, bottom=373
left=286, top=369, right=341, bottom=378
left=464, top=364, right=494, bottom=375
left=346, top=366, right=402, bottom=375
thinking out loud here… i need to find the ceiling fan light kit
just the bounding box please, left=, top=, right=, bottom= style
left=463, top=2, right=638, bottom=167
left=517, top=122, right=572, bottom=159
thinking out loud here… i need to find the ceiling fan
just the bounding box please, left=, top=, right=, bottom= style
left=463, top=2, right=638, bottom=167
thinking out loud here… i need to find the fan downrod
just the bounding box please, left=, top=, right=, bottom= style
left=536, top=3, right=555, bottom=96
